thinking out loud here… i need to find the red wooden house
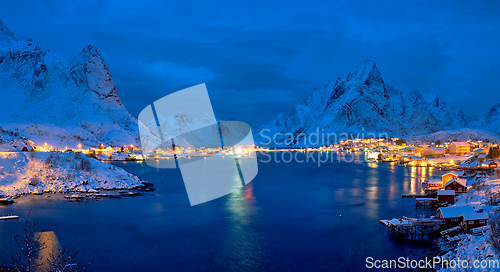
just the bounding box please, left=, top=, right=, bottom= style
left=442, top=171, right=463, bottom=184
left=460, top=213, right=488, bottom=231
left=425, top=178, right=443, bottom=190
left=438, top=206, right=475, bottom=228
left=444, top=177, right=467, bottom=195
left=437, top=190, right=455, bottom=203
left=482, top=160, right=499, bottom=168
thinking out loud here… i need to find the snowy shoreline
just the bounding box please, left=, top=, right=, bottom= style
left=433, top=175, right=500, bottom=271
left=0, top=151, right=148, bottom=198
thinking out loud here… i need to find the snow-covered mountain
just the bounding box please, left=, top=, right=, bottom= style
left=470, top=104, right=500, bottom=134
left=408, top=128, right=500, bottom=143
left=257, top=60, right=468, bottom=146
left=0, top=19, right=139, bottom=148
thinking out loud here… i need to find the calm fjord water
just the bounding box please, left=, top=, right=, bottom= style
left=0, top=152, right=443, bottom=271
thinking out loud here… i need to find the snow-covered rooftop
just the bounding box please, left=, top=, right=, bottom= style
left=444, top=177, right=467, bottom=187
left=442, top=171, right=464, bottom=177
left=461, top=213, right=489, bottom=221
left=438, top=190, right=455, bottom=196
left=438, top=206, right=475, bottom=218
left=426, top=146, right=446, bottom=151
left=451, top=141, right=470, bottom=146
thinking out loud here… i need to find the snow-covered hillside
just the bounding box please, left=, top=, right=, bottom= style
left=436, top=176, right=500, bottom=271
left=0, top=126, right=35, bottom=151
left=256, top=60, right=468, bottom=146
left=409, top=128, right=500, bottom=143
left=0, top=19, right=139, bottom=148
left=0, top=152, right=144, bottom=197
left=471, top=104, right=500, bottom=134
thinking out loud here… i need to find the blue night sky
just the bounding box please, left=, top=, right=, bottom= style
left=1, top=0, right=499, bottom=128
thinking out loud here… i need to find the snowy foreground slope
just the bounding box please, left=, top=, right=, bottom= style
left=0, top=152, right=144, bottom=197
left=436, top=177, right=500, bottom=272
left=256, top=60, right=468, bottom=146
left=0, top=19, right=139, bottom=148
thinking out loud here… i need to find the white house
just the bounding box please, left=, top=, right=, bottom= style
left=449, top=142, right=471, bottom=155
left=421, top=146, right=446, bottom=158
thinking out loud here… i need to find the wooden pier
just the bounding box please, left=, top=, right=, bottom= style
left=415, top=198, right=437, bottom=208
left=401, top=194, right=426, bottom=198
left=380, top=217, right=443, bottom=240
left=456, top=165, right=496, bottom=172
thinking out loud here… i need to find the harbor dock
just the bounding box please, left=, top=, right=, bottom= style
left=415, top=198, right=437, bottom=208
left=379, top=217, right=443, bottom=240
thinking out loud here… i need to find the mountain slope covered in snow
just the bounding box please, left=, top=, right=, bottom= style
left=257, top=60, right=468, bottom=146
left=470, top=104, right=500, bottom=134
left=0, top=19, right=139, bottom=148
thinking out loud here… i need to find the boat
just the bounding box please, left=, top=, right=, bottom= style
left=125, top=151, right=145, bottom=161
left=0, top=198, right=14, bottom=204
left=0, top=215, right=19, bottom=220
left=31, top=189, right=43, bottom=195
left=127, top=192, right=143, bottom=196
left=64, top=194, right=84, bottom=199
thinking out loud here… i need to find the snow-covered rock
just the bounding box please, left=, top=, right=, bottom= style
left=0, top=151, right=143, bottom=196
left=0, top=19, right=139, bottom=148
left=256, top=60, right=467, bottom=146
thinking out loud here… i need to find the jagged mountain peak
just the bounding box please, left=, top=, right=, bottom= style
left=76, top=45, right=102, bottom=61
left=471, top=103, right=500, bottom=133
left=257, top=60, right=468, bottom=146
left=487, top=104, right=500, bottom=116
left=70, top=44, right=121, bottom=103
left=0, top=20, right=16, bottom=41
left=0, top=23, right=139, bottom=147
left=346, top=59, right=383, bottom=86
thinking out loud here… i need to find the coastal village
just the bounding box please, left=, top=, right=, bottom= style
left=340, top=138, right=500, bottom=270
left=2, top=134, right=500, bottom=269
left=1, top=3, right=499, bottom=270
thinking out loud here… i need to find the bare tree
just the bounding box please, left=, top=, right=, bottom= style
left=9, top=210, right=45, bottom=272
left=48, top=247, right=90, bottom=272
left=1, top=210, right=90, bottom=272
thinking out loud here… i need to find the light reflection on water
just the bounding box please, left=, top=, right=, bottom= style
left=0, top=152, right=446, bottom=271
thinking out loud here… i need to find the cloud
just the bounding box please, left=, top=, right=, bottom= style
left=1, top=0, right=499, bottom=127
